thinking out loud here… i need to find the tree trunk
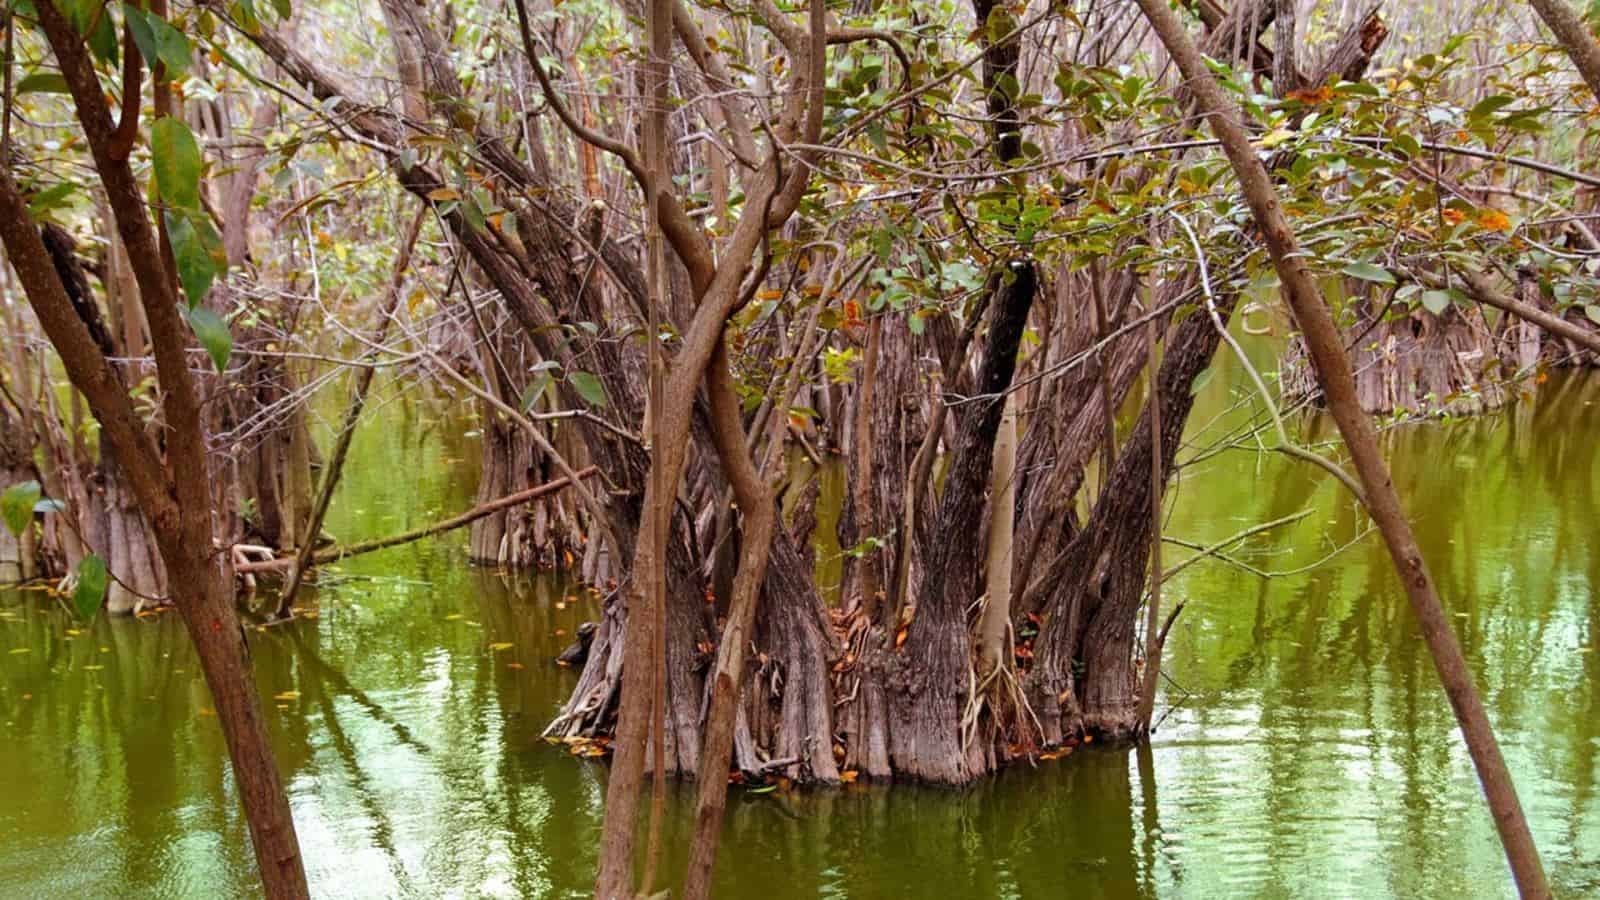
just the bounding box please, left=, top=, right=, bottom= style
left=1130, top=0, right=1550, bottom=892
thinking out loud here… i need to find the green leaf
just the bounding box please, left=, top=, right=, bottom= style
left=1468, top=95, right=1515, bottom=120
left=1586, top=305, right=1600, bottom=327
left=15, top=73, right=70, bottom=95
left=89, top=7, right=120, bottom=65
left=125, top=5, right=160, bottom=72
left=1419, top=290, right=1452, bottom=316
left=567, top=371, right=608, bottom=408
left=520, top=371, right=554, bottom=412
left=151, top=15, right=193, bottom=76
left=1341, top=262, right=1395, bottom=286
left=27, top=182, right=77, bottom=217
left=151, top=117, right=202, bottom=211
left=233, top=0, right=262, bottom=33
left=2, top=481, right=42, bottom=537
left=165, top=211, right=219, bottom=304
left=72, top=554, right=108, bottom=622
left=182, top=305, right=233, bottom=371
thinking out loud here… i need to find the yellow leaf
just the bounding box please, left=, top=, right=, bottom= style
left=756, top=289, right=783, bottom=301
left=8, top=648, right=30, bottom=654
left=1260, top=127, right=1295, bottom=149
left=489, top=642, right=514, bottom=651
left=427, top=187, right=461, bottom=202
left=444, top=613, right=463, bottom=621
left=273, top=691, right=301, bottom=701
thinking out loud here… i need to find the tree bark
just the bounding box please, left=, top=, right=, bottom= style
left=1530, top=0, right=1600, bottom=101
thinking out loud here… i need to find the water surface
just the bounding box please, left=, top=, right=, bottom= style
left=2, top=368, right=1596, bottom=898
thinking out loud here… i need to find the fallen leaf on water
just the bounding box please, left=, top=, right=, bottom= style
left=8, top=648, right=30, bottom=654
left=199, top=707, right=216, bottom=716
left=839, top=770, right=859, bottom=784
left=554, top=629, right=566, bottom=637
left=82, top=664, right=104, bottom=671
left=489, top=642, right=514, bottom=651
left=444, top=613, right=463, bottom=621
left=274, top=691, right=301, bottom=701
left=506, top=662, right=525, bottom=670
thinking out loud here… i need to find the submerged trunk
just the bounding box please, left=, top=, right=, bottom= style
left=1028, top=288, right=1238, bottom=744
left=1282, top=286, right=1515, bottom=417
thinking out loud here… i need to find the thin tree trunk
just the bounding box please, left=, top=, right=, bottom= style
left=1131, top=1, right=1549, bottom=894
left=1135, top=309, right=1164, bottom=733
left=851, top=316, right=883, bottom=620
left=681, top=342, right=778, bottom=900
left=23, top=6, right=310, bottom=894
left=975, top=393, right=1017, bottom=677
left=596, top=0, right=674, bottom=888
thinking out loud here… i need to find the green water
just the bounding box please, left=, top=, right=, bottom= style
left=2, top=365, right=1598, bottom=898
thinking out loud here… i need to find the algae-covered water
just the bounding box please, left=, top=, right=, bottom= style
left=2, top=366, right=1597, bottom=898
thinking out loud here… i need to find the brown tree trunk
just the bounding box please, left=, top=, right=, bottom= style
left=1530, top=0, right=1600, bottom=101
left=11, top=7, right=310, bottom=894
left=1131, top=0, right=1549, bottom=893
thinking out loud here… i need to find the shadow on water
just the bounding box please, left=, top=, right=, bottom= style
left=1, top=369, right=1597, bottom=897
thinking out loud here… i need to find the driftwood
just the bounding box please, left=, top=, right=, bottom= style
left=234, top=466, right=600, bottom=575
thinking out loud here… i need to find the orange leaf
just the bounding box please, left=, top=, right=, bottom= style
left=1286, top=84, right=1333, bottom=105
left=839, top=770, right=859, bottom=783
left=1476, top=208, right=1512, bottom=232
